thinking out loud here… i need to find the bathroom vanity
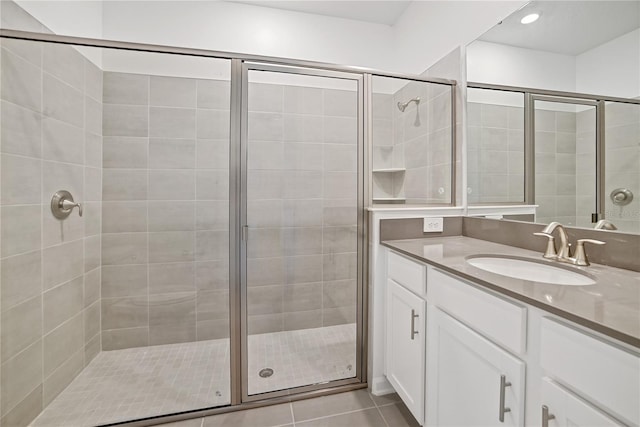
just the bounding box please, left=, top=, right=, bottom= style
left=380, top=235, right=639, bottom=427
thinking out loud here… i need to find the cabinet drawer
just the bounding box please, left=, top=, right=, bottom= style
left=427, top=268, right=526, bottom=355
left=388, top=251, right=426, bottom=296
left=541, top=378, right=624, bottom=426
left=540, top=317, right=640, bottom=426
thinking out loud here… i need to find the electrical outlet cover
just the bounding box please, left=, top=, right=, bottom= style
left=423, top=217, right=444, bottom=233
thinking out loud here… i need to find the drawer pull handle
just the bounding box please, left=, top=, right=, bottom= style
left=542, top=405, right=555, bottom=427
left=499, top=374, right=512, bottom=422
left=410, top=309, right=419, bottom=340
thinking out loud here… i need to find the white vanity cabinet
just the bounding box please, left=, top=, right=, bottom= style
left=540, top=378, right=624, bottom=427
left=540, top=317, right=640, bottom=426
left=382, top=248, right=639, bottom=427
left=385, top=251, right=427, bottom=424
left=427, top=307, right=525, bottom=426
left=386, top=279, right=426, bottom=424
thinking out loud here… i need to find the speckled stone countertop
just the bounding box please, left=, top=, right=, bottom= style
left=382, top=236, right=640, bottom=349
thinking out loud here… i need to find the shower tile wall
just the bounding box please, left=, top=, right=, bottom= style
left=371, top=93, right=401, bottom=199
left=534, top=108, right=579, bottom=225
left=467, top=102, right=525, bottom=204
left=246, top=83, right=357, bottom=334
left=101, top=72, right=230, bottom=350
left=0, top=5, right=103, bottom=424
left=603, top=102, right=640, bottom=233
left=372, top=80, right=453, bottom=204
left=574, top=108, right=597, bottom=228
left=394, top=82, right=452, bottom=204
left=468, top=102, right=581, bottom=226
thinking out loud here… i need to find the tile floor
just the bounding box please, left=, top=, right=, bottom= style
left=248, top=323, right=356, bottom=395
left=33, top=324, right=356, bottom=426
left=155, top=390, right=419, bottom=427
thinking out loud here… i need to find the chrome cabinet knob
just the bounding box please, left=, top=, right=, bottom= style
left=51, top=190, right=83, bottom=219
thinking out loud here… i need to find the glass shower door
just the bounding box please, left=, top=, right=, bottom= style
left=241, top=64, right=363, bottom=398
left=533, top=97, right=599, bottom=227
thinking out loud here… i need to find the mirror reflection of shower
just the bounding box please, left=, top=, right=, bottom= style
left=397, top=96, right=421, bottom=126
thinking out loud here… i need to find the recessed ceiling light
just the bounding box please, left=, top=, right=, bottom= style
left=520, top=13, right=540, bottom=24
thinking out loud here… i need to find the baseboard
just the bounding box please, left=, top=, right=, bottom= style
left=370, top=376, right=394, bottom=396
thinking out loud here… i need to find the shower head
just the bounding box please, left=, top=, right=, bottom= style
left=397, top=97, right=420, bottom=112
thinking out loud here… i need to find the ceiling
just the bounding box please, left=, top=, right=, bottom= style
left=228, top=0, right=412, bottom=26
left=478, top=1, right=640, bottom=55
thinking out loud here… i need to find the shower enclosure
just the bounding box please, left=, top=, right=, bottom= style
left=0, top=3, right=455, bottom=426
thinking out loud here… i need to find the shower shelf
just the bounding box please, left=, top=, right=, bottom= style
left=372, top=168, right=406, bottom=173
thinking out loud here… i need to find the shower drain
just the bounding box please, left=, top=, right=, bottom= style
left=259, top=368, right=274, bottom=378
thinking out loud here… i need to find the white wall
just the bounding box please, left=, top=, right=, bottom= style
left=14, top=0, right=103, bottom=65
left=576, top=28, right=640, bottom=98
left=9, top=0, right=524, bottom=77
left=101, top=1, right=396, bottom=71
left=393, top=1, right=525, bottom=74
left=467, top=40, right=576, bottom=91
left=467, top=29, right=640, bottom=100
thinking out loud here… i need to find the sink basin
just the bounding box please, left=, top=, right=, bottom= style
left=466, top=255, right=596, bottom=286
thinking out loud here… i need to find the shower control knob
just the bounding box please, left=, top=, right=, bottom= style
left=610, top=188, right=633, bottom=206
left=51, top=190, right=83, bottom=219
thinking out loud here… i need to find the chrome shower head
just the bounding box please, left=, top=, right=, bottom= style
left=397, top=96, right=420, bottom=112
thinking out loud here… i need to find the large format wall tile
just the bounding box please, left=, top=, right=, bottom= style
left=1, top=48, right=42, bottom=112
left=1, top=340, right=43, bottom=418
left=0, top=10, right=104, bottom=424
left=1, top=205, right=41, bottom=257
left=1, top=100, right=42, bottom=157
left=1, top=296, right=42, bottom=362
left=103, top=72, right=149, bottom=105
left=43, top=73, right=84, bottom=128
left=150, top=76, right=197, bottom=108
left=101, top=70, right=231, bottom=349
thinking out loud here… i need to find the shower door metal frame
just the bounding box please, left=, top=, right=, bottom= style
left=528, top=95, right=604, bottom=222
left=238, top=61, right=367, bottom=403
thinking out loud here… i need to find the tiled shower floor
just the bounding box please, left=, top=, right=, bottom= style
left=33, top=324, right=356, bottom=427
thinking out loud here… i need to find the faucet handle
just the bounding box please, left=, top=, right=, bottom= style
left=533, top=232, right=557, bottom=259
left=574, top=239, right=606, bottom=266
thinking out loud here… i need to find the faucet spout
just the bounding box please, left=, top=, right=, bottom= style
left=541, top=222, right=571, bottom=259
left=594, top=219, right=617, bottom=230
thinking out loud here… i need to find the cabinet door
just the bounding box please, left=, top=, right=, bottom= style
left=386, top=279, right=426, bottom=424
left=426, top=308, right=525, bottom=427
left=541, top=378, right=624, bottom=427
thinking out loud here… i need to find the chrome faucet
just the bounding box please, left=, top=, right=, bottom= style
left=594, top=219, right=617, bottom=230
left=533, top=222, right=605, bottom=266
left=537, top=222, right=571, bottom=259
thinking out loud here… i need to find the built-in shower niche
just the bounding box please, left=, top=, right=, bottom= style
left=372, top=76, right=454, bottom=205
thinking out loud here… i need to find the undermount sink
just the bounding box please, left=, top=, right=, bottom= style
left=466, top=255, right=596, bottom=286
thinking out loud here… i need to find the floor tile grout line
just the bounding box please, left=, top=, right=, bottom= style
left=376, top=401, right=401, bottom=408
left=293, top=405, right=378, bottom=424
left=376, top=404, right=391, bottom=427
left=289, top=402, right=296, bottom=425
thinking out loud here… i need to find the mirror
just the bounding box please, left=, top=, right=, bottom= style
left=466, top=1, right=640, bottom=234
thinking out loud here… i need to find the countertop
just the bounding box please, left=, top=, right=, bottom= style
left=382, top=236, right=640, bottom=349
